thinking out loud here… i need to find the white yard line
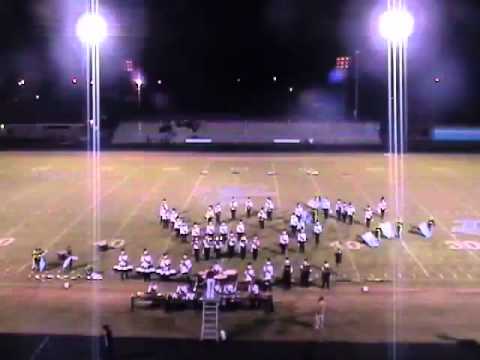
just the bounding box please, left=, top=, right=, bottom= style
left=181, top=161, right=211, bottom=212
left=399, top=240, right=430, bottom=277
left=270, top=162, right=282, bottom=209
left=16, top=175, right=132, bottom=273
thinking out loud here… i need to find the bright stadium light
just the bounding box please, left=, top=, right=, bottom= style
left=378, top=9, right=414, bottom=43
left=134, top=77, right=143, bottom=87
left=76, top=13, right=107, bottom=45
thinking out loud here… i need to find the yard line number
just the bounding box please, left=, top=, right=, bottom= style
left=445, top=240, right=480, bottom=251
left=0, top=237, right=15, bottom=247
left=329, top=241, right=363, bottom=250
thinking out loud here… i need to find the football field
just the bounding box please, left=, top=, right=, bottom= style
left=1, top=151, right=480, bottom=348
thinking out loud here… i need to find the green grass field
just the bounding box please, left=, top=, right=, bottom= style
left=1, top=151, right=480, bottom=343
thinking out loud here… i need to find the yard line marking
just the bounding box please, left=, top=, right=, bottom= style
left=270, top=162, right=282, bottom=209
left=111, top=177, right=168, bottom=239
left=398, top=273, right=402, bottom=279
left=452, top=273, right=458, bottom=279
left=400, top=240, right=430, bottom=277
left=16, top=175, right=132, bottom=272
left=181, top=161, right=211, bottom=212
left=439, top=273, right=444, bottom=279
left=467, top=273, right=473, bottom=280
left=29, top=336, right=50, bottom=360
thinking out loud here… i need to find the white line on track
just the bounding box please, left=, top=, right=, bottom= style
left=181, top=161, right=211, bottom=212
left=16, top=175, right=132, bottom=273
left=270, top=162, right=282, bottom=209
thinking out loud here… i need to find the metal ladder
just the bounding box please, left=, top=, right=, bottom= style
left=201, top=300, right=219, bottom=341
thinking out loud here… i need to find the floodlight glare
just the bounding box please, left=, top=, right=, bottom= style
left=134, top=78, right=143, bottom=87
left=76, top=13, right=107, bottom=45
left=378, top=9, right=414, bottom=42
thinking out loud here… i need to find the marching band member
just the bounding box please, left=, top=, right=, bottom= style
left=214, top=236, right=223, bottom=259
left=265, top=197, right=275, bottom=220
left=297, top=229, right=307, bottom=253
left=203, top=236, right=212, bottom=261
left=180, top=221, right=189, bottom=242
left=157, top=252, right=177, bottom=278
left=179, top=254, right=193, bottom=276
left=219, top=222, right=229, bottom=242
left=239, top=235, right=248, bottom=260
left=321, top=261, right=331, bottom=289
left=395, top=217, right=404, bottom=238
left=279, top=230, right=289, bottom=255
left=192, top=239, right=201, bottom=262
left=113, top=249, right=133, bottom=280
left=236, top=219, right=245, bottom=240
left=245, top=197, right=254, bottom=218
left=230, top=196, right=238, bottom=220
left=335, top=199, right=342, bottom=221
left=228, top=232, right=236, bottom=258
left=290, top=213, right=299, bottom=235
left=294, top=203, right=304, bottom=221
left=378, top=196, right=387, bottom=220
left=161, top=198, right=169, bottom=212
left=244, top=263, right=256, bottom=282
left=62, top=246, right=77, bottom=273
left=296, top=217, right=306, bottom=233
left=310, top=196, right=320, bottom=221
left=341, top=201, right=348, bottom=223
left=346, top=202, right=356, bottom=225
left=169, top=208, right=178, bottom=229
left=32, top=248, right=47, bottom=272
left=191, top=223, right=201, bottom=242
left=174, top=216, right=183, bottom=238
left=282, top=257, right=293, bottom=289
left=205, top=205, right=215, bottom=223
left=251, top=236, right=260, bottom=261
left=427, top=216, right=436, bottom=232
left=313, top=220, right=323, bottom=245
left=300, top=258, right=312, bottom=287
left=364, top=205, right=373, bottom=228
left=214, top=202, right=222, bottom=224
left=160, top=198, right=169, bottom=227
left=206, top=221, right=216, bottom=237
left=320, top=196, right=331, bottom=220
left=335, top=247, right=343, bottom=266
left=147, top=282, right=158, bottom=294
left=137, top=249, right=155, bottom=282
left=263, top=258, right=274, bottom=289
left=257, top=207, right=267, bottom=229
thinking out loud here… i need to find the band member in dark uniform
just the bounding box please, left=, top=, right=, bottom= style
left=282, top=257, right=293, bottom=289
left=251, top=236, right=260, bottom=261
left=239, top=236, right=247, bottom=260
left=300, top=258, right=312, bottom=287
left=335, top=248, right=343, bottom=266
left=214, top=236, right=222, bottom=259
left=321, top=261, right=331, bottom=289
left=395, top=218, right=404, bottom=238
left=203, top=236, right=211, bottom=261
left=192, top=239, right=200, bottom=262
left=228, top=232, right=236, bottom=258
left=230, top=197, right=238, bottom=220
left=279, top=230, right=289, bottom=255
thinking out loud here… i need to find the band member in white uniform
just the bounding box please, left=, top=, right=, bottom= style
left=251, top=236, right=260, bottom=261
left=335, top=199, right=342, bottom=221
left=206, top=221, right=216, bottom=237
left=203, top=236, right=212, bottom=261
left=300, top=258, right=312, bottom=287
left=279, top=230, right=289, bottom=255
left=290, top=213, right=299, bottom=235
left=377, top=196, right=387, bottom=220
left=297, top=229, right=307, bottom=253
left=219, top=222, right=229, bottom=242
left=113, top=249, right=133, bottom=280
left=294, top=203, right=304, bottom=221
left=169, top=208, right=178, bottom=229
left=236, top=220, right=245, bottom=240
left=192, top=239, right=201, bottom=262
left=227, top=232, right=237, bottom=258
left=245, top=197, right=254, bottom=218
left=160, top=198, right=169, bottom=227
left=244, top=263, right=256, bottom=282
left=191, top=223, right=201, bottom=242
left=205, top=205, right=215, bottom=223
left=313, top=220, right=323, bottom=245
left=320, top=197, right=331, bottom=220
left=214, top=203, right=222, bottom=224
left=257, top=207, right=267, bottom=229
left=230, top=197, right=238, bottom=220
left=263, top=258, right=274, bottom=289
left=179, top=254, right=193, bottom=276
left=136, top=249, right=155, bottom=282
left=239, top=235, right=248, bottom=260
left=364, top=205, right=373, bottom=228
left=265, top=197, right=275, bottom=220
left=180, top=221, right=189, bottom=242
left=174, top=216, right=183, bottom=238
left=346, top=202, right=356, bottom=225
left=395, top=218, right=404, bottom=238
left=296, top=217, right=306, bottom=233
left=157, top=253, right=177, bottom=278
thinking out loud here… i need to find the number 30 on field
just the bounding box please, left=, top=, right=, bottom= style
left=445, top=240, right=480, bottom=250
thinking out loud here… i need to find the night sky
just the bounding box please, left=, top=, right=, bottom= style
left=1, top=0, right=479, bottom=126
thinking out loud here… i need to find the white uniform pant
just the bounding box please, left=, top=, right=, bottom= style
left=315, top=313, right=325, bottom=329
left=206, top=279, right=215, bottom=299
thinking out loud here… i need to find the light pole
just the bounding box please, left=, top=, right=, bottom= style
left=353, top=50, right=360, bottom=120
left=134, top=77, right=143, bottom=108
